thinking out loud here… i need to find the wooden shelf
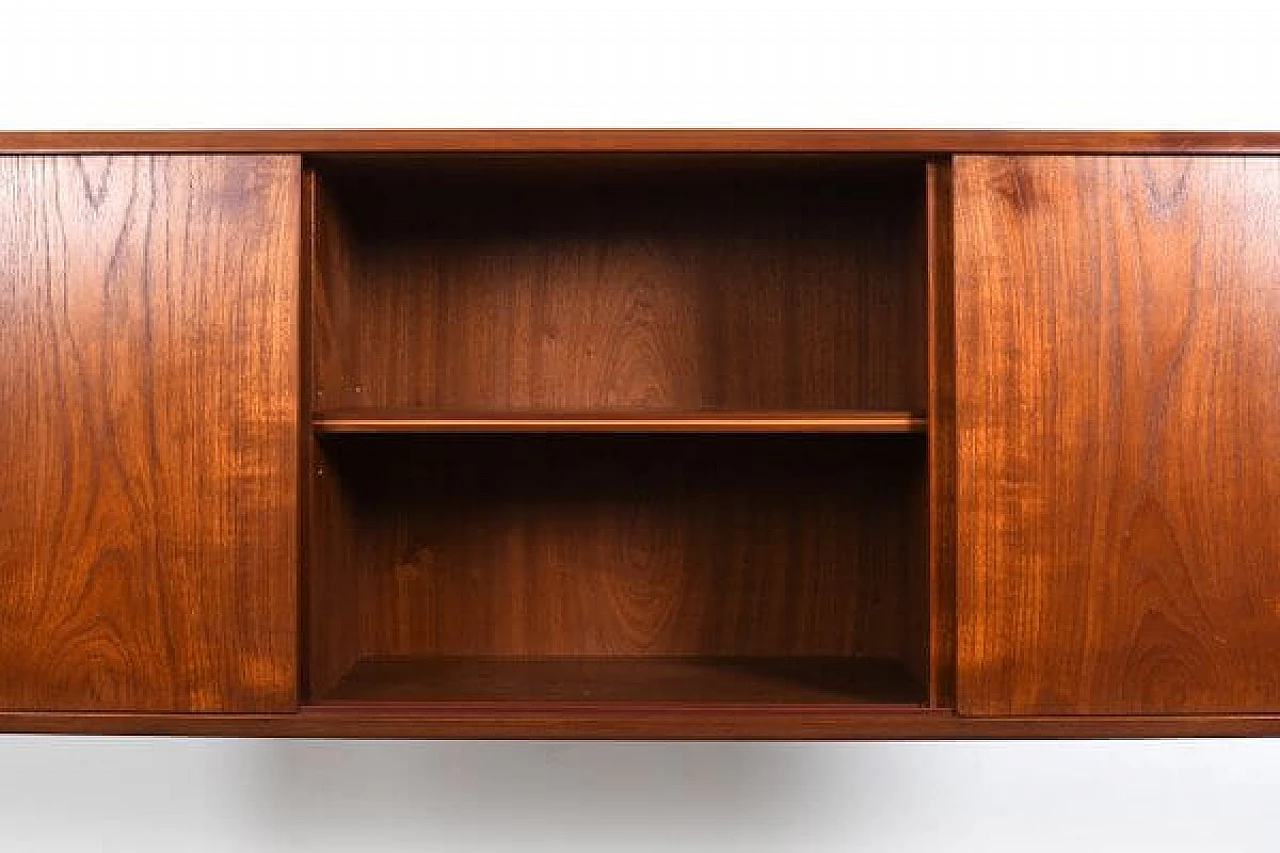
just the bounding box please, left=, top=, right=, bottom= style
left=301, top=150, right=940, bottom=733
left=313, top=411, right=927, bottom=435
left=318, top=656, right=926, bottom=707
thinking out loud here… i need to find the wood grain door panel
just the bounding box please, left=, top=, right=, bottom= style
left=955, top=155, right=1280, bottom=716
left=0, top=155, right=300, bottom=712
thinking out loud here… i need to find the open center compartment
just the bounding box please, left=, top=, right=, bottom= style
left=309, top=434, right=928, bottom=706
left=309, top=153, right=927, bottom=418
left=304, top=153, right=938, bottom=710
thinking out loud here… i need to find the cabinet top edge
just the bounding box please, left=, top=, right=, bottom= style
left=2, top=129, right=1280, bottom=155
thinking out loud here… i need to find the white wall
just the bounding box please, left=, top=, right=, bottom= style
left=2, top=2, right=1279, bottom=851
left=2, top=738, right=1279, bottom=852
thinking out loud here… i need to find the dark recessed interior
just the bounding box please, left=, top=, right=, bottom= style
left=308, top=434, right=928, bottom=706
left=304, top=154, right=933, bottom=709
left=309, top=154, right=928, bottom=416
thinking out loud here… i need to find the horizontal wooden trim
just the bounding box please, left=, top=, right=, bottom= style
left=313, top=411, right=927, bottom=435
left=2, top=130, right=1280, bottom=155
left=5, top=708, right=1280, bottom=739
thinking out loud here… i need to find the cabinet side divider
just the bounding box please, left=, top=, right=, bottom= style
left=926, top=157, right=958, bottom=709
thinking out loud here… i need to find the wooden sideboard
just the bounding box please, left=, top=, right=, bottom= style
left=1, top=130, right=1278, bottom=738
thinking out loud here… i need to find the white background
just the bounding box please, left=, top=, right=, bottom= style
left=2, top=2, right=1279, bottom=851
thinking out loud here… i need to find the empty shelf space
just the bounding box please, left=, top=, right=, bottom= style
left=305, top=434, right=931, bottom=702
left=317, top=656, right=927, bottom=707
left=308, top=155, right=930, bottom=416
left=313, top=410, right=927, bottom=434
left=303, top=154, right=938, bottom=717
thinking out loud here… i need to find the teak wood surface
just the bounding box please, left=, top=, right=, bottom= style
left=308, top=435, right=928, bottom=701
left=311, top=412, right=927, bottom=434
left=0, top=155, right=299, bottom=712
left=310, top=156, right=927, bottom=415
left=1, top=131, right=1279, bottom=738
left=955, top=156, right=1280, bottom=716
left=2, top=129, right=1280, bottom=154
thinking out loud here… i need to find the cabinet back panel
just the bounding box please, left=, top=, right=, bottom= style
left=311, top=156, right=927, bottom=414
left=308, top=434, right=926, bottom=695
left=0, top=155, right=299, bottom=712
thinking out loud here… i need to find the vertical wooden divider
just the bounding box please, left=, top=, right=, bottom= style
left=926, top=158, right=958, bottom=709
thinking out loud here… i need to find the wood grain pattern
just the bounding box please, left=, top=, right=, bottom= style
left=7, top=138, right=1280, bottom=737
left=303, top=154, right=935, bottom=710
left=0, top=155, right=300, bottom=712
left=311, top=156, right=927, bottom=415
left=926, top=159, right=958, bottom=708
left=10, top=707, right=1280, bottom=739
left=3, top=129, right=1280, bottom=155
left=307, top=434, right=928, bottom=703
left=304, top=170, right=363, bottom=700
left=323, top=657, right=924, bottom=706
left=956, top=155, right=1280, bottom=716
left=312, top=411, right=926, bottom=434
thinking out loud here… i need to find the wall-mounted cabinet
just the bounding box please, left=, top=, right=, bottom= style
left=0, top=131, right=1278, bottom=737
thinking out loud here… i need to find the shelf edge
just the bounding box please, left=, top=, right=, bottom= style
left=313, top=413, right=928, bottom=435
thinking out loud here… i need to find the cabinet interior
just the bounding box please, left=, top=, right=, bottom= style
left=303, top=153, right=942, bottom=709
